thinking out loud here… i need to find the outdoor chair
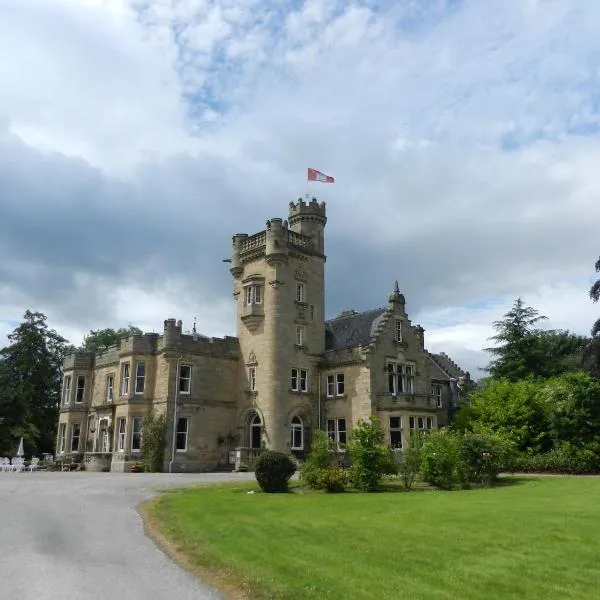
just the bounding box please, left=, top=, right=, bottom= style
left=28, top=457, right=40, bottom=472
left=0, top=457, right=10, bottom=472
left=10, top=457, right=24, bottom=472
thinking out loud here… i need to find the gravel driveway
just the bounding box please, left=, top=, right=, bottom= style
left=0, top=471, right=256, bottom=600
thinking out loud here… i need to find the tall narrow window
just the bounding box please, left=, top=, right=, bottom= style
left=117, top=418, right=126, bottom=451
left=395, top=319, right=403, bottom=342
left=131, top=417, right=142, bottom=452
left=418, top=416, right=425, bottom=430
left=432, top=384, right=442, bottom=408
left=327, top=418, right=347, bottom=449
left=405, top=365, right=414, bottom=394
left=409, top=416, right=415, bottom=430
left=296, top=282, right=305, bottom=303
left=291, top=368, right=298, bottom=391
left=254, top=284, right=262, bottom=304
left=426, top=417, right=434, bottom=430
left=176, top=417, right=188, bottom=452
left=63, top=375, right=72, bottom=405
left=121, top=363, right=130, bottom=395
left=326, top=374, right=335, bottom=397
left=179, top=364, right=191, bottom=394
left=387, top=362, right=398, bottom=395
left=71, top=423, right=81, bottom=452
left=299, top=369, right=308, bottom=392
left=389, top=417, right=402, bottom=448
left=336, top=373, right=345, bottom=396
left=58, top=424, right=66, bottom=454
left=290, top=416, right=304, bottom=450
left=244, top=284, right=262, bottom=305
left=249, top=366, right=257, bottom=391
left=135, top=362, right=146, bottom=394
left=75, top=376, right=85, bottom=403
left=296, top=325, right=305, bottom=347
left=106, top=375, right=114, bottom=402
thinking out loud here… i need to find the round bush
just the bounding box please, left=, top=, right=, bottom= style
left=254, top=451, right=296, bottom=493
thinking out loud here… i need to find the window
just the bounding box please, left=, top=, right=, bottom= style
left=71, top=423, right=81, bottom=452
left=131, top=417, right=142, bottom=452
left=296, top=282, right=305, bottom=303
left=176, top=417, right=188, bottom=452
left=418, top=416, right=425, bottom=430
left=387, top=362, right=414, bottom=395
left=395, top=319, right=403, bottom=342
left=336, top=373, right=345, bottom=396
left=249, top=367, right=257, bottom=391
left=432, top=384, right=443, bottom=408
left=75, top=376, right=85, bottom=403
left=426, top=417, right=433, bottom=430
left=62, top=375, right=72, bottom=405
left=121, top=363, right=130, bottom=395
left=244, top=284, right=262, bottom=305
left=390, top=416, right=402, bottom=448
left=179, top=364, right=191, bottom=394
left=409, top=416, right=415, bottom=430
left=135, top=362, right=146, bottom=394
left=290, top=416, right=304, bottom=450
left=117, top=418, right=126, bottom=451
left=58, top=424, right=66, bottom=454
left=405, top=365, right=414, bottom=394
left=326, top=375, right=335, bottom=398
left=106, top=375, right=114, bottom=402
left=296, top=325, right=305, bottom=347
left=291, top=368, right=308, bottom=392
left=327, top=418, right=347, bottom=449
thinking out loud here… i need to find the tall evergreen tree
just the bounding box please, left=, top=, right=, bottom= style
left=0, top=311, right=73, bottom=455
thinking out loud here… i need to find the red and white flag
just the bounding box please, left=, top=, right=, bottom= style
left=308, top=168, right=335, bottom=183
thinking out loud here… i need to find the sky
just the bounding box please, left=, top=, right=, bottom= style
left=1, top=0, right=599, bottom=378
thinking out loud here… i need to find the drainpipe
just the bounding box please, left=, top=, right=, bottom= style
left=168, top=355, right=182, bottom=474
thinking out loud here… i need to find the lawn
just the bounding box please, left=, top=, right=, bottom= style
left=146, top=477, right=600, bottom=600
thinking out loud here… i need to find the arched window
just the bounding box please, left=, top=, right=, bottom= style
left=290, top=416, right=304, bottom=450
left=250, top=414, right=262, bottom=449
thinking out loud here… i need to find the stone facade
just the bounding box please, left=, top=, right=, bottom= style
left=57, top=198, right=470, bottom=472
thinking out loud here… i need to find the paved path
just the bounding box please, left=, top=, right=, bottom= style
left=0, top=471, right=256, bottom=600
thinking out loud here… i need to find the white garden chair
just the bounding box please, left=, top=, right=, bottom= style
left=11, top=457, right=24, bottom=472
left=28, top=457, right=40, bottom=471
left=0, top=457, right=10, bottom=472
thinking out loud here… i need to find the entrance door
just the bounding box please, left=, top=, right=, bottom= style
left=250, top=414, right=262, bottom=449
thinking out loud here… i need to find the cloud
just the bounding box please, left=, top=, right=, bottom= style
left=1, top=0, right=599, bottom=376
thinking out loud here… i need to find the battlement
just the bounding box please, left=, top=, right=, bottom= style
left=288, top=198, right=327, bottom=221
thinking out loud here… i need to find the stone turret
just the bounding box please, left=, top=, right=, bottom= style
left=288, top=198, right=327, bottom=254
left=230, top=233, right=248, bottom=278
left=265, top=217, right=289, bottom=265
left=388, top=280, right=406, bottom=308
left=163, top=318, right=182, bottom=348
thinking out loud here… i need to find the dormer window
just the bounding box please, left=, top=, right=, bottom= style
left=245, top=284, right=262, bottom=305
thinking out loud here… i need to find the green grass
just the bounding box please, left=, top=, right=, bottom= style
left=149, top=477, right=600, bottom=600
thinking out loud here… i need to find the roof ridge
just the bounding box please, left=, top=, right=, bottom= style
left=326, top=306, right=386, bottom=323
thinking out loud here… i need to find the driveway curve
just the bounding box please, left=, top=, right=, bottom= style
left=0, top=471, right=256, bottom=600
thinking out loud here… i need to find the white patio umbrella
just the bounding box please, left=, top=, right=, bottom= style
left=16, top=437, right=24, bottom=457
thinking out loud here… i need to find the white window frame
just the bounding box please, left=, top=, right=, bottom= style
left=62, top=375, right=71, bottom=406
left=244, top=284, right=262, bottom=305
left=135, top=362, right=145, bottom=395
left=249, top=366, right=257, bottom=392
left=395, top=319, right=403, bottom=342
left=296, top=325, right=305, bottom=347
left=409, top=416, right=415, bottom=430
left=299, top=368, right=308, bottom=392
left=326, top=374, right=335, bottom=398
left=336, top=373, right=345, bottom=396
left=70, top=423, right=81, bottom=453
left=326, top=418, right=347, bottom=449
left=389, top=416, right=402, bottom=449
left=176, top=417, right=189, bottom=452
left=131, top=417, right=142, bottom=452
left=179, top=364, right=192, bottom=395
left=291, top=368, right=308, bottom=392
left=426, top=417, right=434, bottom=430
left=58, top=423, right=66, bottom=454
left=75, top=375, right=85, bottom=403
left=432, top=384, right=443, bottom=408
left=290, top=416, right=304, bottom=450
left=296, top=282, right=305, bottom=303
left=121, top=362, right=130, bottom=396
left=106, top=374, right=114, bottom=403
left=405, top=365, right=415, bottom=394
left=117, top=418, right=126, bottom=452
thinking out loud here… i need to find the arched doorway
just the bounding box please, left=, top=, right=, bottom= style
left=250, top=413, right=262, bottom=449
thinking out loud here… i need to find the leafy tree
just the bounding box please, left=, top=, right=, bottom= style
left=396, top=431, right=423, bottom=490
left=347, top=416, right=396, bottom=492
left=83, top=326, right=142, bottom=354
left=141, top=411, right=167, bottom=472
left=0, top=311, right=73, bottom=456
left=420, top=429, right=460, bottom=489
left=585, top=256, right=600, bottom=377
left=486, top=298, right=585, bottom=380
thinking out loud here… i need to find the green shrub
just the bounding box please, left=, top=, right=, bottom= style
left=511, top=443, right=600, bottom=474
left=255, top=451, right=296, bottom=493
left=396, top=432, right=423, bottom=490
left=141, top=411, right=167, bottom=473
left=348, top=416, right=397, bottom=492
left=457, top=432, right=512, bottom=486
left=421, top=429, right=459, bottom=489
left=315, top=467, right=348, bottom=493
left=301, top=429, right=333, bottom=489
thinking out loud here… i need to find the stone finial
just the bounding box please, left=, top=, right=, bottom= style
left=388, top=281, right=405, bottom=305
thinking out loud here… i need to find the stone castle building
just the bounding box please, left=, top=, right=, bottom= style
left=57, top=198, right=469, bottom=472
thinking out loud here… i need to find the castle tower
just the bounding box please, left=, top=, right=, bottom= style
left=231, top=198, right=327, bottom=454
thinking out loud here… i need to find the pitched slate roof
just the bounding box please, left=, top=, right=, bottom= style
left=325, top=308, right=387, bottom=351
left=428, top=352, right=467, bottom=379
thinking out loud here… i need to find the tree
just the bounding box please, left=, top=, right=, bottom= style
left=0, top=311, right=73, bottom=456
left=83, top=326, right=142, bottom=354
left=486, top=298, right=585, bottom=380
left=585, top=256, right=600, bottom=377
